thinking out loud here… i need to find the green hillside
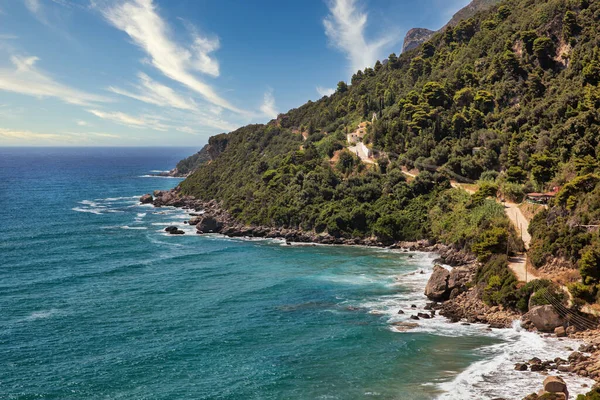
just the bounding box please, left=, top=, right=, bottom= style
left=178, top=0, right=600, bottom=306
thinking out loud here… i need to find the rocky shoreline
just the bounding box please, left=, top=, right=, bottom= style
left=142, top=189, right=600, bottom=397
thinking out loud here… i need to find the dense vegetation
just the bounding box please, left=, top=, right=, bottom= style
left=177, top=0, right=600, bottom=307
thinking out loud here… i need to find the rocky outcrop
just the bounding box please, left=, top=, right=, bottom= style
left=139, top=193, right=153, bottom=204
left=438, top=286, right=519, bottom=328
left=424, top=265, right=473, bottom=301
left=425, top=265, right=450, bottom=301
left=544, top=376, right=569, bottom=399
left=402, top=28, right=435, bottom=53
left=164, top=226, right=184, bottom=235
left=196, top=215, right=223, bottom=234
left=521, top=376, right=569, bottom=400
left=522, top=305, right=566, bottom=332
left=401, top=0, right=501, bottom=53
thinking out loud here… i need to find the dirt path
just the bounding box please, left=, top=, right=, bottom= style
left=504, top=202, right=531, bottom=249
left=503, top=201, right=539, bottom=282
left=400, top=167, right=538, bottom=282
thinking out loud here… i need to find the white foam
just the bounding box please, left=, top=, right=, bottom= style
left=437, top=322, right=595, bottom=399
left=138, top=175, right=181, bottom=179
left=72, top=207, right=104, bottom=215
left=120, top=226, right=147, bottom=230
left=102, top=195, right=139, bottom=201
left=25, top=309, right=60, bottom=321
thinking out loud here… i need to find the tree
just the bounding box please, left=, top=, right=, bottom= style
left=529, top=153, right=557, bottom=184
left=454, top=87, right=474, bottom=107
left=579, top=246, right=600, bottom=285
left=422, top=82, right=448, bottom=107
left=474, top=90, right=495, bottom=113
left=519, top=30, right=537, bottom=54
left=563, top=11, right=578, bottom=39
left=533, top=37, right=555, bottom=68
left=422, top=42, right=435, bottom=58
left=336, top=81, right=348, bottom=94
left=583, top=61, right=600, bottom=85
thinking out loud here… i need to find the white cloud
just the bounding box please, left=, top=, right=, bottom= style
left=24, top=0, right=41, bottom=15
left=0, top=55, right=110, bottom=105
left=316, top=86, right=335, bottom=97
left=100, top=0, right=243, bottom=114
left=76, top=120, right=89, bottom=126
left=108, top=72, right=196, bottom=111
left=0, top=127, right=120, bottom=144
left=260, top=89, right=277, bottom=119
left=0, top=34, right=19, bottom=40
left=87, top=109, right=170, bottom=131
left=323, top=0, right=397, bottom=74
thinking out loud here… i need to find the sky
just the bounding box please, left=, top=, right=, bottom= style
left=0, top=0, right=471, bottom=147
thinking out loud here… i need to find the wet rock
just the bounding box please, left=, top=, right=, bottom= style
left=515, top=363, right=528, bottom=371
left=391, top=322, right=419, bottom=331
left=417, top=312, right=431, bottom=319
left=196, top=215, right=223, bottom=233
left=164, top=226, right=178, bottom=233
left=543, top=376, right=568, bottom=399
left=411, top=304, right=417, bottom=308
left=566, top=326, right=578, bottom=335
left=568, top=351, right=588, bottom=363
left=579, top=344, right=595, bottom=353
left=523, top=305, right=566, bottom=332
left=424, top=265, right=450, bottom=301
left=170, top=229, right=185, bottom=235
left=397, top=309, right=405, bottom=314
left=410, top=315, right=420, bottom=320
left=530, top=364, right=545, bottom=372
left=554, top=326, right=566, bottom=337
left=140, top=193, right=153, bottom=204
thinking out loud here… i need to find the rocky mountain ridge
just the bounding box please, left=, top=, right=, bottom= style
left=402, top=0, right=501, bottom=52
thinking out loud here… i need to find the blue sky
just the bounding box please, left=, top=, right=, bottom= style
left=0, top=0, right=470, bottom=146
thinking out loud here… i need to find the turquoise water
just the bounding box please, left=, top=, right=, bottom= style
left=0, top=148, right=593, bottom=399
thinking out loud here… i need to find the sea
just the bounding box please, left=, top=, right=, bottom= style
left=0, top=147, right=595, bottom=399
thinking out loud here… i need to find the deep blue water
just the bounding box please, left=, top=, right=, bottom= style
left=1, top=147, right=591, bottom=399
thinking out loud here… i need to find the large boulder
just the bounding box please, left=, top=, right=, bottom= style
left=524, top=305, right=565, bottom=332
left=196, top=215, right=223, bottom=233
left=543, top=376, right=568, bottom=399
left=425, top=265, right=450, bottom=301
left=140, top=194, right=153, bottom=204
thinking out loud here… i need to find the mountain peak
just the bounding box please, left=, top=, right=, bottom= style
left=401, top=0, right=501, bottom=53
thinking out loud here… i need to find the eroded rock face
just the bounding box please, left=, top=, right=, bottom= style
left=196, top=215, right=223, bottom=233
left=425, top=265, right=450, bottom=301
left=523, top=305, right=565, bottom=332
left=424, top=265, right=472, bottom=302
left=543, top=376, right=568, bottom=399
left=140, top=194, right=153, bottom=204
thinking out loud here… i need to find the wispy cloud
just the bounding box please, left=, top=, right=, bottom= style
left=323, top=0, right=398, bottom=74
left=0, top=34, right=19, bottom=40
left=76, top=120, right=89, bottom=126
left=99, top=0, right=243, bottom=114
left=0, top=127, right=120, bottom=144
left=108, top=72, right=196, bottom=111
left=260, top=89, right=277, bottom=119
left=316, top=86, right=335, bottom=97
left=0, top=55, right=109, bottom=105
left=87, top=109, right=170, bottom=131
